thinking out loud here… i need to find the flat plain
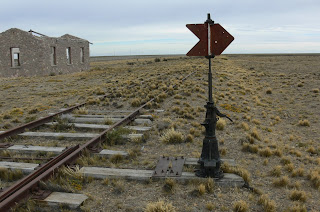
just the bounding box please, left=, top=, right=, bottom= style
left=0, top=54, right=319, bottom=211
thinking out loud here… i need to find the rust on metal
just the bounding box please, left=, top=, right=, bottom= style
left=186, top=23, right=234, bottom=56
left=153, top=156, right=185, bottom=178
left=186, top=24, right=208, bottom=57
left=210, top=24, right=234, bottom=56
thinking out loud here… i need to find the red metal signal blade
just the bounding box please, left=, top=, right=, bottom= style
left=210, top=24, right=234, bottom=55
left=186, top=24, right=208, bottom=56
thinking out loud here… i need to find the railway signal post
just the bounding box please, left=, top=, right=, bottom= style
left=186, top=13, right=234, bottom=178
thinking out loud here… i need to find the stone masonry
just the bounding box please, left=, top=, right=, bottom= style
left=0, top=28, right=90, bottom=77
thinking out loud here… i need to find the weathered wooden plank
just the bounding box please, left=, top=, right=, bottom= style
left=81, top=167, right=244, bottom=187
left=1, top=131, right=143, bottom=140
left=2, top=145, right=66, bottom=154
left=39, top=192, right=88, bottom=209
left=0, top=161, right=38, bottom=174
left=45, top=122, right=151, bottom=132
left=96, top=149, right=128, bottom=158
left=64, top=117, right=152, bottom=125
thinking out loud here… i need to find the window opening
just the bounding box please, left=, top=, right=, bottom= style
left=80, top=47, right=84, bottom=63
left=51, top=47, right=57, bottom=66
left=11, top=48, right=20, bottom=67
left=66, top=47, right=71, bottom=64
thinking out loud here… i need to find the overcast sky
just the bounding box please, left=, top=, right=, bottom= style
left=1, top=0, right=319, bottom=56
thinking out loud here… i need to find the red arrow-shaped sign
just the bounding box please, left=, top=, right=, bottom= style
left=186, top=23, right=234, bottom=56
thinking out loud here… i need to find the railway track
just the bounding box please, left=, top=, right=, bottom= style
left=0, top=71, right=196, bottom=211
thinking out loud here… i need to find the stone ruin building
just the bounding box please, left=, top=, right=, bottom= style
left=0, top=28, right=90, bottom=77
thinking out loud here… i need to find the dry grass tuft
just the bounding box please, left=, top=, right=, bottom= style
left=270, top=166, right=282, bottom=177
left=110, top=154, right=124, bottom=164
left=258, top=194, right=276, bottom=212
left=163, top=178, right=176, bottom=193
left=221, top=163, right=251, bottom=183
left=266, top=88, right=272, bottom=94
left=258, top=147, right=273, bottom=157
left=206, top=178, right=215, bottom=193
left=240, top=122, right=250, bottom=131
left=0, top=168, right=23, bottom=181
left=250, top=127, right=261, bottom=140
left=291, top=168, right=304, bottom=177
left=307, top=171, right=320, bottom=189
left=131, top=98, right=141, bottom=107
left=287, top=203, right=307, bottom=212
left=185, top=134, right=194, bottom=143
left=160, top=128, right=184, bottom=144
left=216, top=118, right=226, bottom=130
left=197, top=184, right=206, bottom=196
left=233, top=200, right=248, bottom=212
left=289, top=189, right=307, bottom=202
left=73, top=106, right=88, bottom=115
left=312, top=88, right=319, bottom=93
left=273, top=176, right=290, bottom=187
left=145, top=199, right=176, bottom=212
left=205, top=202, right=215, bottom=211
left=298, top=120, right=310, bottom=127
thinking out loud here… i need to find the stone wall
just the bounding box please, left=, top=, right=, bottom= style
left=0, top=28, right=90, bottom=78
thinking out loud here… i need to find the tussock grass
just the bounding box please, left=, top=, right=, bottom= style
left=307, top=171, right=320, bottom=189
left=233, top=200, right=248, bottom=212
left=110, top=154, right=124, bottom=164
left=291, top=168, right=304, bottom=177
left=287, top=203, right=307, bottom=212
left=206, top=178, right=215, bottom=193
left=250, top=127, right=261, bottom=140
left=216, top=118, right=226, bottom=130
left=163, top=178, right=176, bottom=193
left=270, top=166, right=282, bottom=177
left=0, top=168, right=23, bottom=181
left=221, top=163, right=251, bottom=183
left=258, top=147, right=273, bottom=157
left=273, top=176, right=290, bottom=187
left=160, top=128, right=184, bottom=144
left=111, top=179, right=125, bottom=194
left=289, top=190, right=307, bottom=202
left=258, top=194, right=276, bottom=212
left=145, top=199, right=176, bottom=212
left=205, top=202, right=215, bottom=211
left=298, top=120, right=310, bottom=127
left=73, top=106, right=88, bottom=115
left=239, top=122, right=250, bottom=131
left=105, top=127, right=131, bottom=145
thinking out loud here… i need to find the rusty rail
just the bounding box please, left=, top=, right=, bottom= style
left=0, top=71, right=196, bottom=210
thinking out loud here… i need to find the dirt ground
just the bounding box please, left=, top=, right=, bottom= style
left=0, top=54, right=319, bottom=211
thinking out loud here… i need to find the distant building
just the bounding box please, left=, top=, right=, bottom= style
left=0, top=28, right=90, bottom=77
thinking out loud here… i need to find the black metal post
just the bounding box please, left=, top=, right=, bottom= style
left=195, top=13, right=224, bottom=178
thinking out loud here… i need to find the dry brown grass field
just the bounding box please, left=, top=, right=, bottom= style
left=0, top=54, right=319, bottom=211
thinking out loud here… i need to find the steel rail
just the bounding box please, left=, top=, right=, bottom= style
left=0, top=145, right=79, bottom=211
left=0, top=71, right=196, bottom=211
